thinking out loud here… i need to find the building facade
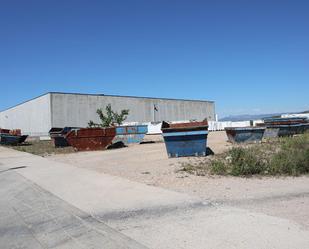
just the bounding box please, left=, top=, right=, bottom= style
left=0, top=92, right=215, bottom=136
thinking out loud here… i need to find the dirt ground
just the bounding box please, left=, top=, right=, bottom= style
left=49, top=131, right=309, bottom=228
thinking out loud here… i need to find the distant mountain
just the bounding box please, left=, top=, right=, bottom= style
left=219, top=113, right=284, bottom=122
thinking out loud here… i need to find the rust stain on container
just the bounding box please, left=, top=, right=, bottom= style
left=0, top=129, right=11, bottom=134
left=65, top=127, right=116, bottom=151
left=161, top=121, right=208, bottom=133
left=0, top=129, right=22, bottom=135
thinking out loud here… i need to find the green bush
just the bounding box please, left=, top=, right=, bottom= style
left=88, top=104, right=129, bottom=127
left=269, top=133, right=309, bottom=176
left=180, top=132, right=309, bottom=177
left=228, top=147, right=267, bottom=176
left=210, top=160, right=227, bottom=175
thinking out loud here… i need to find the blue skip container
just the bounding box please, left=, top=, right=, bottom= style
left=225, top=127, right=266, bottom=143
left=114, top=125, right=148, bottom=144
left=268, top=124, right=306, bottom=137
left=161, top=121, right=208, bottom=158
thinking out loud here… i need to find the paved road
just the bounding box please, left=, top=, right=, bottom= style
left=1, top=146, right=309, bottom=249
left=0, top=168, right=148, bottom=249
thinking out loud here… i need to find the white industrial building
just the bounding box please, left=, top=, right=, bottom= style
left=0, top=92, right=215, bottom=137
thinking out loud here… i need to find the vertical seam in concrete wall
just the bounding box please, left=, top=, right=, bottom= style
left=50, top=93, right=53, bottom=128
left=50, top=93, right=215, bottom=126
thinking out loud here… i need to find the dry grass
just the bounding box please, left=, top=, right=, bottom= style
left=180, top=132, right=309, bottom=177
left=8, top=140, right=75, bottom=156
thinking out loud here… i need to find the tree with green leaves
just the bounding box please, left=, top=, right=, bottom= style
left=88, top=104, right=129, bottom=128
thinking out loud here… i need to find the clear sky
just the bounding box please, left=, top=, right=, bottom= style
left=1, top=0, right=308, bottom=117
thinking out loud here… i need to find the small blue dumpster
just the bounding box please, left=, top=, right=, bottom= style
left=302, top=123, right=309, bottom=132
left=264, top=117, right=309, bottom=137
left=161, top=121, right=208, bottom=158
left=0, top=134, right=28, bottom=145
left=114, top=125, right=148, bottom=144
left=262, top=117, right=309, bottom=136
left=225, top=127, right=265, bottom=143
left=263, top=128, right=280, bottom=139
left=267, top=124, right=305, bottom=137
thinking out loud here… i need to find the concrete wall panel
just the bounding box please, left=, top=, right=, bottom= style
left=0, top=92, right=215, bottom=137
left=0, top=94, right=51, bottom=136
left=51, top=93, right=215, bottom=128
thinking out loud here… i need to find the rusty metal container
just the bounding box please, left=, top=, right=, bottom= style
left=0, top=129, right=10, bottom=134
left=49, top=127, right=80, bottom=147
left=65, top=127, right=116, bottom=151
left=10, top=129, right=21, bottom=136
left=161, top=121, right=208, bottom=158
left=225, top=127, right=265, bottom=143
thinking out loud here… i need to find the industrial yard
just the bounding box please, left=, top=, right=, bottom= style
left=1, top=85, right=308, bottom=249
left=47, top=131, right=309, bottom=228
left=1, top=96, right=309, bottom=249
left=1, top=131, right=309, bottom=249
left=1, top=1, right=308, bottom=248
left=0, top=92, right=215, bottom=137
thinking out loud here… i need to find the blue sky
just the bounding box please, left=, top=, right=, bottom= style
left=0, top=0, right=308, bottom=117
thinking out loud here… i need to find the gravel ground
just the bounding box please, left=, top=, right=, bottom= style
left=49, top=131, right=309, bottom=228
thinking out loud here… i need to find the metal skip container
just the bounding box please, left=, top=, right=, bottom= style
left=0, top=129, right=28, bottom=145
left=263, top=128, right=280, bottom=139
left=49, top=127, right=80, bottom=147
left=262, top=117, right=309, bottom=137
left=161, top=121, right=209, bottom=158
left=65, top=127, right=116, bottom=151
left=114, top=125, right=148, bottom=144
left=225, top=127, right=266, bottom=143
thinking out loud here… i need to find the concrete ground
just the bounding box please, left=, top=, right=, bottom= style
left=1, top=132, right=309, bottom=248
left=50, top=131, right=309, bottom=228
left=0, top=170, right=147, bottom=249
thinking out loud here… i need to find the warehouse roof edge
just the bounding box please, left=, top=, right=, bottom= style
left=0, top=91, right=215, bottom=112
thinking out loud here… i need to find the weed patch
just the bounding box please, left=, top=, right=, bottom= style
left=6, top=140, right=75, bottom=156
left=179, top=132, right=309, bottom=177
